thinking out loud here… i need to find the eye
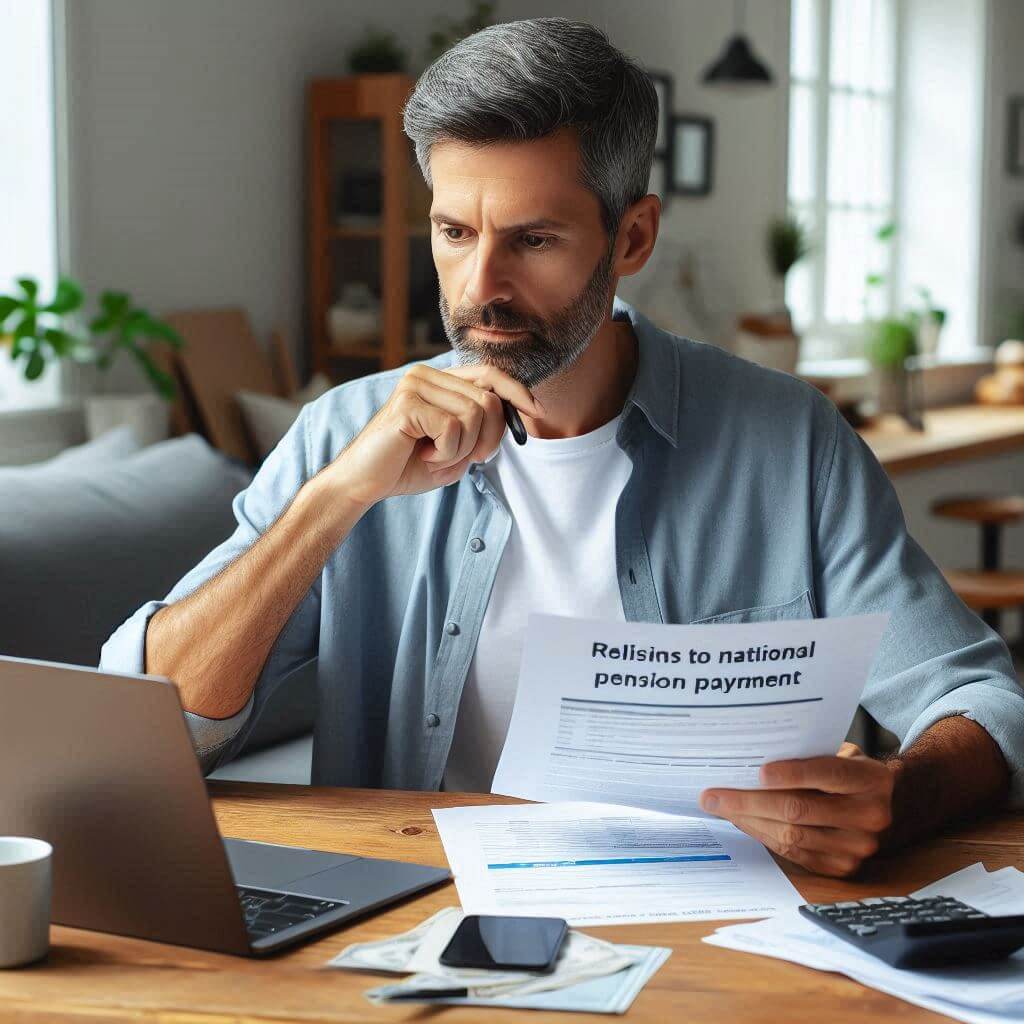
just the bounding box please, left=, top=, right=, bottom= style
left=440, top=226, right=469, bottom=242
left=521, top=233, right=552, bottom=251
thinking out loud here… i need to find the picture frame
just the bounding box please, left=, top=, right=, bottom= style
left=646, top=70, right=673, bottom=158
left=647, top=156, right=669, bottom=205
left=1008, top=96, right=1024, bottom=177
left=670, top=115, right=714, bottom=197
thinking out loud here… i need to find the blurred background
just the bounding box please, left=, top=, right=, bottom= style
left=2, top=0, right=1022, bottom=778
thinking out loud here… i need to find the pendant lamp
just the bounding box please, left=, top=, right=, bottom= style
left=702, top=0, right=774, bottom=87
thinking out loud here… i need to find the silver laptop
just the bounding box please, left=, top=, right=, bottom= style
left=0, top=655, right=450, bottom=956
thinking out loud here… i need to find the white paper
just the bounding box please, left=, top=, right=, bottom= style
left=491, top=611, right=890, bottom=817
left=432, top=800, right=803, bottom=926
left=704, top=863, right=1024, bottom=1023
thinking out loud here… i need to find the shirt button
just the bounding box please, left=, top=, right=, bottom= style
left=445, top=621, right=460, bottom=636
left=469, top=537, right=485, bottom=552
left=425, top=713, right=440, bottom=728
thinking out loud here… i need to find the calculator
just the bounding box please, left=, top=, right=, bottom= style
left=798, top=895, right=1024, bottom=968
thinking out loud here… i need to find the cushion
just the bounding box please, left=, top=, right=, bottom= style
left=236, top=391, right=301, bottom=461
left=0, top=434, right=251, bottom=668
left=236, top=373, right=334, bottom=461
left=43, top=424, right=141, bottom=470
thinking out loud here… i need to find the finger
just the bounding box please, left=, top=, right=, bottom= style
left=700, top=787, right=892, bottom=832
left=731, top=817, right=862, bottom=877
left=759, top=754, right=891, bottom=795
left=402, top=376, right=486, bottom=467
left=730, top=814, right=880, bottom=860
left=444, top=363, right=545, bottom=416
left=838, top=742, right=865, bottom=759
left=393, top=391, right=463, bottom=464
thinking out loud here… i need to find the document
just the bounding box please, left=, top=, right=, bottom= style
left=491, top=611, right=890, bottom=817
left=704, top=863, right=1024, bottom=1024
left=432, top=801, right=803, bottom=926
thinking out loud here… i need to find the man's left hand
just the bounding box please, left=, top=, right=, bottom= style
left=698, top=743, right=895, bottom=877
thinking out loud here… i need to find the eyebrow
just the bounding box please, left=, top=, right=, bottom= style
left=428, top=212, right=571, bottom=233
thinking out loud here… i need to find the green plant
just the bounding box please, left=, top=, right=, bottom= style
left=426, top=1, right=497, bottom=64
left=766, top=213, right=812, bottom=279
left=0, top=275, right=183, bottom=398
left=867, top=315, right=917, bottom=368
left=348, top=27, right=408, bottom=73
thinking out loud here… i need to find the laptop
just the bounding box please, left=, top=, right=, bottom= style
left=0, top=655, right=450, bottom=956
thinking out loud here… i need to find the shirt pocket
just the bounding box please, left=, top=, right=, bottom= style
left=689, top=588, right=817, bottom=625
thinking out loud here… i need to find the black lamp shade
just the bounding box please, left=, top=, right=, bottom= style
left=702, top=34, right=774, bottom=85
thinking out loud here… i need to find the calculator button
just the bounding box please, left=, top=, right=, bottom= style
left=850, top=925, right=877, bottom=935
left=835, top=901, right=861, bottom=909
left=882, top=896, right=910, bottom=904
left=861, top=897, right=886, bottom=906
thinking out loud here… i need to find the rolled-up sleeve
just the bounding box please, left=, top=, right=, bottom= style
left=812, top=403, right=1024, bottom=806
left=100, top=405, right=321, bottom=773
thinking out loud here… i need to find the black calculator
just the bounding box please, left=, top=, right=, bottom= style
left=799, top=895, right=1024, bottom=968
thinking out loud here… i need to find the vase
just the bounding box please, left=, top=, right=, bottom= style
left=871, top=363, right=923, bottom=430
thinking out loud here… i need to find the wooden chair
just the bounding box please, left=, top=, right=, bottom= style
left=932, top=495, right=1024, bottom=636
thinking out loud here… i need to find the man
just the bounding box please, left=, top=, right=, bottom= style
left=102, top=18, right=1023, bottom=878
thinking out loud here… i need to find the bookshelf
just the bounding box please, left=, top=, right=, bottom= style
left=307, top=74, right=449, bottom=380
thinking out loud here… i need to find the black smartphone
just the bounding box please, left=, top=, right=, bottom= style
left=439, top=914, right=568, bottom=972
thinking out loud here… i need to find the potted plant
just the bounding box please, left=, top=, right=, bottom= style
left=911, top=286, right=947, bottom=359
left=347, top=28, right=408, bottom=74
left=766, top=212, right=812, bottom=318
left=0, top=275, right=184, bottom=443
left=735, top=213, right=812, bottom=375
left=866, top=315, right=922, bottom=429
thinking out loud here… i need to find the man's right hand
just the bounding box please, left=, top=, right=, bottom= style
left=324, top=362, right=545, bottom=511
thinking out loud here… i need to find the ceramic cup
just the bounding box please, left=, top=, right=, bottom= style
left=0, top=837, right=52, bottom=967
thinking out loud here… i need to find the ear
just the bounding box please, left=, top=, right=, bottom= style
left=612, top=194, right=661, bottom=279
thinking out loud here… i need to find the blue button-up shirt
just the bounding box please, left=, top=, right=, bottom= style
left=100, top=296, right=1024, bottom=803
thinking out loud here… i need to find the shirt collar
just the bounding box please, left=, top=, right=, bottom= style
left=469, top=293, right=682, bottom=466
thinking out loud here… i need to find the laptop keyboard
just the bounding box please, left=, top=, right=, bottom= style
left=237, top=885, right=347, bottom=940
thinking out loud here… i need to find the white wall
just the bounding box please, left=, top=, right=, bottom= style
left=62, top=0, right=791, bottom=386
left=979, top=0, right=1024, bottom=348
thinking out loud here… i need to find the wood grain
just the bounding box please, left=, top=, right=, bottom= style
left=2, top=783, right=1019, bottom=1023
left=858, top=404, right=1024, bottom=475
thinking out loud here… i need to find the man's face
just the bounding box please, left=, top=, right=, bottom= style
left=429, top=129, right=617, bottom=388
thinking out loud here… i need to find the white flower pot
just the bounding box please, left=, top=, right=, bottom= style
left=84, top=393, right=169, bottom=447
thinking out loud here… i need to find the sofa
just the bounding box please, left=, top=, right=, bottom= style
left=0, top=424, right=314, bottom=783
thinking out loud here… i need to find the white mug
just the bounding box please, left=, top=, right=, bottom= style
left=0, top=837, right=52, bottom=967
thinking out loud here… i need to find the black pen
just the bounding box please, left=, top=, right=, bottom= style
left=502, top=399, right=528, bottom=445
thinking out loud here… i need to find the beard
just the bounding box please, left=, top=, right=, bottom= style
left=438, top=245, right=615, bottom=388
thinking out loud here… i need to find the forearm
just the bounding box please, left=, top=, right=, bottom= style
left=883, top=714, right=1010, bottom=850
left=145, top=471, right=368, bottom=719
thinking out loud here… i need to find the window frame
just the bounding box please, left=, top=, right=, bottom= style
left=787, top=0, right=904, bottom=357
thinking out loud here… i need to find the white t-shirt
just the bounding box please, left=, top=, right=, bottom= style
left=441, top=411, right=633, bottom=793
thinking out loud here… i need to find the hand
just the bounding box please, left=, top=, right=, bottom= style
left=698, top=743, right=895, bottom=877
left=324, top=362, right=544, bottom=510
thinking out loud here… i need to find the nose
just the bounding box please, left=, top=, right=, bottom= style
left=463, top=237, right=514, bottom=310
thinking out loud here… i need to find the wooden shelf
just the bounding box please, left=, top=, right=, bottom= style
left=308, top=74, right=434, bottom=379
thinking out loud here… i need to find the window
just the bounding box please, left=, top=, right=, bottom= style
left=0, top=0, right=60, bottom=407
left=787, top=0, right=899, bottom=358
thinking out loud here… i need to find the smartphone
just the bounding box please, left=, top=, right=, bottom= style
left=439, top=914, right=568, bottom=972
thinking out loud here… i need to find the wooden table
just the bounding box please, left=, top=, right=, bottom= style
left=2, top=783, right=1021, bottom=1022
left=858, top=404, right=1024, bottom=476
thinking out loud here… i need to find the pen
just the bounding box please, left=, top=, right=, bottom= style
left=386, top=987, right=470, bottom=1001
left=502, top=398, right=528, bottom=445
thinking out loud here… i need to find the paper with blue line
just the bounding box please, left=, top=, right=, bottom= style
left=432, top=801, right=803, bottom=925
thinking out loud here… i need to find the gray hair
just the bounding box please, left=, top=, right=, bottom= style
left=402, top=17, right=658, bottom=240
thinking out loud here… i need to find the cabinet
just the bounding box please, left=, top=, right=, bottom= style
left=307, top=74, right=448, bottom=380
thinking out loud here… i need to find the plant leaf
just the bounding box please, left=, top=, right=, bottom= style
left=42, top=276, right=85, bottom=314
left=12, top=313, right=37, bottom=340
left=24, top=350, right=46, bottom=380
left=16, top=278, right=39, bottom=302
left=0, top=296, right=18, bottom=325
left=131, top=345, right=176, bottom=400
left=98, top=290, right=130, bottom=319
left=875, top=221, right=896, bottom=241
left=43, top=327, right=75, bottom=355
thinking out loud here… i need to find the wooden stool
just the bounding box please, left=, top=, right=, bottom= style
left=932, top=495, right=1024, bottom=633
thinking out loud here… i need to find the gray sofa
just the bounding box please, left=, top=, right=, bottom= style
left=0, top=428, right=314, bottom=782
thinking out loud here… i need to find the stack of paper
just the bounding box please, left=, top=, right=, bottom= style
left=433, top=800, right=804, bottom=926
left=704, top=863, right=1024, bottom=1024
left=328, top=906, right=670, bottom=1014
